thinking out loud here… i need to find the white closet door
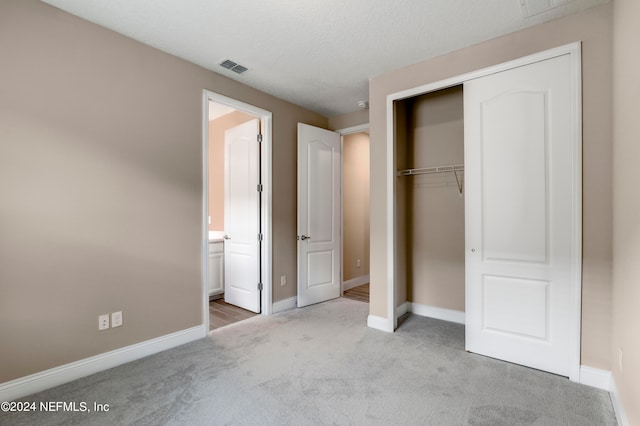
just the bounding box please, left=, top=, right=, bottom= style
left=464, top=54, right=580, bottom=377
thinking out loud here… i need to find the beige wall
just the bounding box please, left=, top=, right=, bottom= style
left=0, top=0, right=326, bottom=383
left=612, top=0, right=640, bottom=422
left=403, top=87, right=465, bottom=311
left=369, top=4, right=613, bottom=370
left=343, top=132, right=370, bottom=281
left=328, top=109, right=369, bottom=131
left=208, top=111, right=255, bottom=231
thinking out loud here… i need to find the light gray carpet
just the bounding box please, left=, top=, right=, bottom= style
left=2, top=298, right=616, bottom=425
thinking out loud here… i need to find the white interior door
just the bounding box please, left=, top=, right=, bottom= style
left=464, top=54, right=580, bottom=377
left=224, top=118, right=261, bottom=313
left=297, top=123, right=341, bottom=307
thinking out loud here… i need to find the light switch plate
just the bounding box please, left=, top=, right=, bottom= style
left=111, top=311, right=123, bottom=328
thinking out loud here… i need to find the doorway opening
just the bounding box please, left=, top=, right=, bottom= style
left=202, top=91, right=273, bottom=331
left=296, top=123, right=371, bottom=308
left=338, top=124, right=371, bottom=304
left=394, top=86, right=465, bottom=318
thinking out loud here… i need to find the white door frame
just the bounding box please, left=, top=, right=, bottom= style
left=385, top=42, right=582, bottom=381
left=202, top=90, right=273, bottom=331
left=336, top=123, right=370, bottom=294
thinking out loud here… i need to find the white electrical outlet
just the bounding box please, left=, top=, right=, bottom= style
left=98, top=314, right=110, bottom=330
left=619, top=348, right=623, bottom=372
left=111, top=311, right=123, bottom=328
left=356, top=258, right=361, bottom=268
left=280, top=275, right=287, bottom=286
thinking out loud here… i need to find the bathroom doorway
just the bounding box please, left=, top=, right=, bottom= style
left=202, top=91, right=273, bottom=331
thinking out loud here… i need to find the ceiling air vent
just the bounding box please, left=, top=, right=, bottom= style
left=219, top=59, right=249, bottom=75
left=521, top=0, right=570, bottom=17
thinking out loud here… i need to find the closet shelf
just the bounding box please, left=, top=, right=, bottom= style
left=397, top=164, right=464, bottom=194
left=397, top=164, right=464, bottom=176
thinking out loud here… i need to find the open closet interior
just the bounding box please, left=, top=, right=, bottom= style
left=395, top=85, right=465, bottom=316
left=389, top=47, right=581, bottom=378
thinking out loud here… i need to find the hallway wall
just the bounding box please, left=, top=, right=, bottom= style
left=343, top=132, right=370, bottom=282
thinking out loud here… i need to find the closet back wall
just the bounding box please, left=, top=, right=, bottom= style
left=405, top=87, right=465, bottom=311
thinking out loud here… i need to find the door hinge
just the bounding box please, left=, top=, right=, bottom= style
left=257, top=184, right=263, bottom=192
left=258, top=233, right=264, bottom=241
left=258, top=282, right=263, bottom=291
left=257, top=134, right=263, bottom=143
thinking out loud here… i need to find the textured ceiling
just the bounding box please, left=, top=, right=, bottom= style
left=40, top=0, right=608, bottom=117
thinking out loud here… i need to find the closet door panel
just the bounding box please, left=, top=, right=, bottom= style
left=481, top=91, right=548, bottom=264
left=464, top=53, right=579, bottom=378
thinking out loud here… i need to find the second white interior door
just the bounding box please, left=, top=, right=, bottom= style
left=224, top=118, right=261, bottom=313
left=297, top=123, right=341, bottom=308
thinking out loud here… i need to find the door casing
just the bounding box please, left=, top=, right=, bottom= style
left=384, top=42, right=582, bottom=381
left=202, top=90, right=273, bottom=331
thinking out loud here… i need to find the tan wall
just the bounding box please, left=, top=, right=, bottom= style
left=404, top=87, right=465, bottom=311
left=369, top=4, right=613, bottom=370
left=343, top=132, right=370, bottom=281
left=0, top=0, right=326, bottom=383
left=328, top=109, right=369, bottom=131
left=208, top=111, right=255, bottom=231
left=612, top=0, right=640, bottom=422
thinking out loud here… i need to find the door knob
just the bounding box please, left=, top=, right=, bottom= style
left=224, top=235, right=231, bottom=240
left=298, top=235, right=311, bottom=241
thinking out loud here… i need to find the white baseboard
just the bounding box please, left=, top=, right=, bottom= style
left=579, top=365, right=612, bottom=391
left=272, top=296, right=297, bottom=313
left=610, top=376, right=630, bottom=426
left=401, top=302, right=466, bottom=325
left=396, top=302, right=410, bottom=317
left=0, top=325, right=205, bottom=402
left=342, top=275, right=370, bottom=291
left=367, top=315, right=393, bottom=332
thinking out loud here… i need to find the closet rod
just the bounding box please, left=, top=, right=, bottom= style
left=397, top=164, right=464, bottom=194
